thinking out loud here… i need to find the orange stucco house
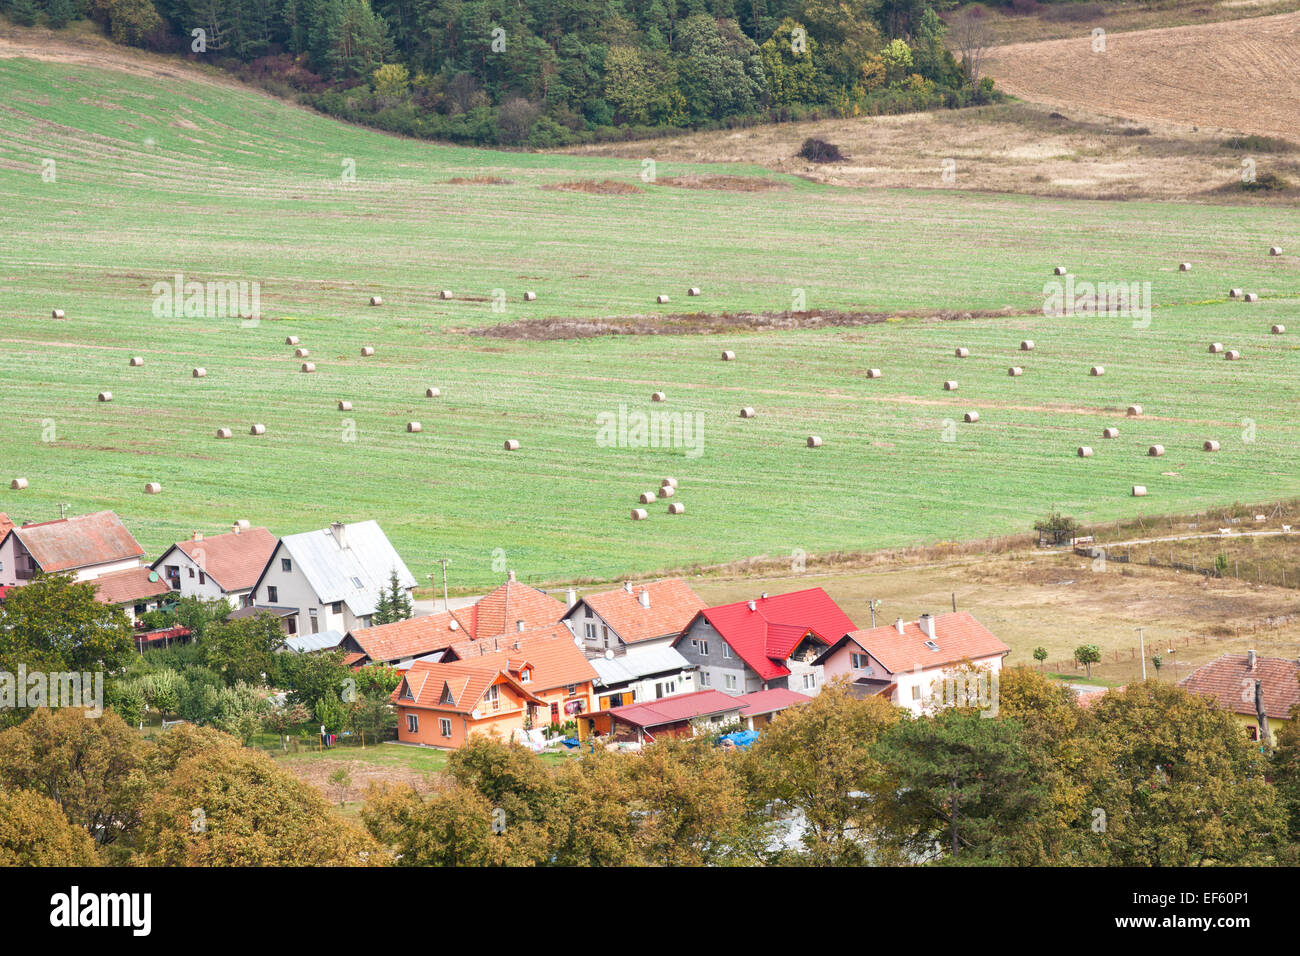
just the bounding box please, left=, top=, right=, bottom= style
left=392, top=623, right=598, bottom=748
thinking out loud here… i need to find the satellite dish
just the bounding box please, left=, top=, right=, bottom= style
left=604, top=649, right=614, bottom=660
left=148, top=571, right=159, bottom=583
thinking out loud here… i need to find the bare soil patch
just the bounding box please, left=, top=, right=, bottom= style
left=541, top=179, right=643, bottom=195
left=444, top=175, right=514, bottom=185
left=656, top=174, right=786, bottom=191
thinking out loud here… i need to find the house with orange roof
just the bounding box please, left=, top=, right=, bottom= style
left=342, top=609, right=467, bottom=667
left=455, top=571, right=566, bottom=641
left=0, top=510, right=146, bottom=588
left=152, top=524, right=278, bottom=607
left=816, top=611, right=1010, bottom=714
left=93, top=567, right=173, bottom=621
left=562, top=578, right=707, bottom=658
left=1179, top=650, right=1299, bottom=747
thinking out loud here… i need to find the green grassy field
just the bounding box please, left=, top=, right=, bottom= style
left=2, top=55, right=1299, bottom=588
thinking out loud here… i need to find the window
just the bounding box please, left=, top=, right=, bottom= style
left=439, top=718, right=452, bottom=738
left=694, top=639, right=709, bottom=656
left=700, top=671, right=711, bottom=687
left=407, top=714, right=418, bottom=733
left=198, top=572, right=206, bottom=586
left=281, top=558, right=292, bottom=572
left=310, top=616, right=319, bottom=634
left=911, top=685, right=922, bottom=700
left=331, top=602, right=343, bottom=615
left=351, top=577, right=363, bottom=589
left=602, top=625, right=610, bottom=648
left=722, top=644, right=732, bottom=659
left=585, top=622, right=596, bottom=642
left=164, top=564, right=179, bottom=583
left=188, top=567, right=195, bottom=579
left=267, top=586, right=278, bottom=603
left=565, top=684, right=577, bottom=696
left=803, top=673, right=817, bottom=690
left=286, top=616, right=297, bottom=635
left=520, top=668, right=531, bottom=683
left=724, top=674, right=737, bottom=690
left=486, top=685, right=500, bottom=710
left=851, top=653, right=868, bottom=669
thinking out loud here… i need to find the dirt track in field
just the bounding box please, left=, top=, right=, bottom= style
left=986, top=11, right=1300, bottom=140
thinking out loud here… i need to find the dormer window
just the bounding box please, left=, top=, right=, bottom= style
left=521, top=668, right=531, bottom=683
left=924, top=640, right=939, bottom=651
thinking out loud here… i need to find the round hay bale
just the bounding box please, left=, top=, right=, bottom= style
left=1203, top=440, right=1220, bottom=452
left=661, top=477, right=678, bottom=488
left=1225, top=350, right=1241, bottom=360
left=1229, top=289, right=1243, bottom=299
left=504, top=439, right=520, bottom=451
left=1243, top=292, right=1259, bottom=302
left=964, top=411, right=980, bottom=423
left=1077, top=446, right=1093, bottom=457
left=1103, top=427, right=1120, bottom=439
left=739, top=406, right=756, bottom=418
left=11, top=478, right=28, bottom=490
left=955, top=347, right=970, bottom=358
left=1020, top=340, right=1035, bottom=351
left=97, top=392, right=112, bottom=402
left=1132, top=485, right=1148, bottom=497
left=667, top=502, right=685, bottom=515
left=631, top=508, right=648, bottom=521
left=721, top=350, right=735, bottom=361
left=295, top=347, right=309, bottom=358
left=51, top=309, right=65, bottom=319
left=866, top=368, right=882, bottom=378
left=1179, top=262, right=1192, bottom=272
left=144, top=482, right=162, bottom=494
left=439, top=290, right=454, bottom=300
left=285, top=336, right=300, bottom=345
left=337, top=401, right=353, bottom=411
left=1271, top=325, right=1286, bottom=335
left=657, top=485, right=675, bottom=498
left=687, top=287, right=701, bottom=297
left=656, top=295, right=670, bottom=304
left=1209, top=342, right=1224, bottom=353
left=639, top=492, right=656, bottom=504
left=192, top=367, right=207, bottom=378
left=128, top=357, right=144, bottom=367
left=943, top=380, right=958, bottom=391
left=523, top=291, right=537, bottom=301
left=425, top=387, right=441, bottom=398
left=234, top=519, right=251, bottom=530
left=1148, top=444, right=1165, bottom=457
left=1053, top=266, right=1067, bottom=276
left=407, top=422, right=422, bottom=433
left=250, top=424, right=266, bottom=435
left=360, top=346, right=375, bottom=356
left=1008, top=366, right=1023, bottom=377
left=1270, top=246, right=1283, bottom=256
left=216, top=427, right=233, bottom=439
left=651, top=391, right=666, bottom=403
left=300, top=362, right=315, bottom=373
left=1126, top=405, right=1143, bottom=417
left=1090, top=366, right=1105, bottom=376
left=807, top=435, right=823, bottom=448
left=369, top=296, right=383, bottom=306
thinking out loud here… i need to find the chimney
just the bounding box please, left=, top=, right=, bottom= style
left=516, top=620, right=525, bottom=633
left=748, top=600, right=756, bottom=612
left=920, top=614, right=936, bottom=641
left=330, top=521, right=348, bottom=549
left=507, top=569, right=516, bottom=583
left=1247, top=649, right=1257, bottom=672
left=191, top=531, right=203, bottom=542
left=761, top=592, right=768, bottom=599
left=895, top=618, right=905, bottom=635
left=638, top=589, right=650, bottom=609
left=623, top=581, right=633, bottom=594
left=566, top=588, right=577, bottom=608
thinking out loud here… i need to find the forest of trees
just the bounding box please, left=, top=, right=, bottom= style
left=1, top=0, right=1003, bottom=145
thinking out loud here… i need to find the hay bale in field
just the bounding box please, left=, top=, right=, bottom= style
left=688, top=287, right=701, bottom=296
left=807, top=435, right=823, bottom=447
left=216, top=427, right=233, bottom=439
left=739, top=406, right=756, bottom=418
left=866, top=368, right=882, bottom=378
left=1053, top=267, right=1067, bottom=276
left=129, top=357, right=144, bottom=367
left=1008, top=366, right=1023, bottom=377
left=338, top=401, right=353, bottom=411
left=955, top=347, right=970, bottom=358
left=360, top=346, right=375, bottom=356
left=407, top=422, right=422, bottom=433
left=1179, top=262, right=1192, bottom=271
left=1103, top=427, right=1120, bottom=438
left=1090, top=366, right=1104, bottom=376
left=250, top=424, right=266, bottom=435
left=1132, top=485, right=1147, bottom=497
left=233, top=520, right=251, bottom=530
left=943, top=380, right=958, bottom=391
left=97, top=392, right=112, bottom=402
left=1272, top=325, right=1286, bottom=335
left=1148, top=444, right=1165, bottom=457
left=651, top=391, right=666, bottom=403
left=721, top=350, right=735, bottom=361
left=1270, top=246, right=1283, bottom=256
left=523, top=291, right=537, bottom=301
left=440, top=290, right=454, bottom=300
left=192, top=367, right=207, bottom=378
left=1126, top=405, right=1143, bottom=417
left=300, top=362, right=315, bottom=373
left=369, top=296, right=383, bottom=306
left=51, top=309, right=65, bottom=319
left=1225, top=350, right=1241, bottom=360
left=504, top=439, right=520, bottom=451
left=1243, top=293, right=1259, bottom=302
left=631, top=508, right=648, bottom=521
left=1020, top=340, right=1034, bottom=351
left=964, top=411, right=980, bottom=423
left=639, top=492, right=656, bottom=504
left=285, top=336, right=299, bottom=345
left=1229, top=289, right=1242, bottom=299
left=661, top=477, right=678, bottom=488
left=425, top=387, right=441, bottom=398
left=658, top=485, right=675, bottom=498
left=668, top=502, right=685, bottom=515
left=144, top=482, right=162, bottom=494
left=11, top=478, right=27, bottom=490
left=1204, top=440, right=1220, bottom=451
left=1077, top=446, right=1093, bottom=457
left=295, top=348, right=309, bottom=358
left=656, top=295, right=670, bottom=304
left=1209, top=342, right=1224, bottom=353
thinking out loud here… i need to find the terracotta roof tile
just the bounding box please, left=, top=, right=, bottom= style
left=0, top=514, right=13, bottom=540
left=163, top=527, right=278, bottom=593
left=601, top=689, right=745, bottom=728
left=444, top=623, right=598, bottom=692
left=836, top=612, right=1009, bottom=675
left=462, top=580, right=565, bottom=640
left=9, top=511, right=144, bottom=573
left=348, top=610, right=465, bottom=664
left=392, top=659, right=544, bottom=714
left=570, top=578, right=707, bottom=645
left=94, top=567, right=171, bottom=606
left=1178, top=654, right=1300, bottom=720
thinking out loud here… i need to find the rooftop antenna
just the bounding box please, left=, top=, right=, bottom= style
left=58, top=503, right=70, bottom=519
left=868, top=599, right=881, bottom=628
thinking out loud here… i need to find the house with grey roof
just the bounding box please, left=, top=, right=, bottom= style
left=588, top=644, right=696, bottom=709
left=246, top=521, right=416, bottom=637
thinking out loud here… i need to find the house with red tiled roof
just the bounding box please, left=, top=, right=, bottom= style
left=153, top=524, right=278, bottom=608
left=0, top=511, right=146, bottom=588
left=817, top=612, right=1010, bottom=714
left=342, top=609, right=467, bottom=667
left=672, top=588, right=858, bottom=697
left=580, top=689, right=748, bottom=745
left=562, top=578, right=707, bottom=658
left=0, top=514, right=13, bottom=541
left=1178, top=650, right=1299, bottom=747
left=455, top=573, right=566, bottom=641
left=94, top=566, right=173, bottom=620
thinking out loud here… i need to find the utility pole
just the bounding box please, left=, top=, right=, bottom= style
left=868, top=599, right=880, bottom=628
left=438, top=558, right=450, bottom=611
left=1136, top=627, right=1147, bottom=680
left=58, top=503, right=69, bottom=519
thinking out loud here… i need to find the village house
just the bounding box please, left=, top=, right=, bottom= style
left=0, top=510, right=146, bottom=588
left=588, top=643, right=695, bottom=709
left=93, top=567, right=173, bottom=622
left=1179, top=650, right=1299, bottom=747
left=562, top=577, right=707, bottom=658
left=343, top=610, right=467, bottom=667
left=672, top=588, right=858, bottom=697
left=816, top=611, right=1010, bottom=714
left=580, top=689, right=747, bottom=746
left=247, top=520, right=415, bottom=636
left=453, top=571, right=566, bottom=640
left=152, top=524, right=278, bottom=607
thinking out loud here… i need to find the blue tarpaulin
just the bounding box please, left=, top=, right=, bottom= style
left=561, top=736, right=581, bottom=748
left=717, top=730, right=760, bottom=748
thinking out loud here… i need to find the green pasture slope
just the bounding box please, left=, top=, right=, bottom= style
left=1, top=55, right=1298, bottom=588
